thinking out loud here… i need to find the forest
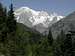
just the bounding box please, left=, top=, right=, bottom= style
left=0, top=2, right=75, bottom=56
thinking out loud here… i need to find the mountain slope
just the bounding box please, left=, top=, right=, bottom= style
left=14, top=7, right=64, bottom=33
left=16, top=23, right=42, bottom=38
left=51, top=11, right=75, bottom=39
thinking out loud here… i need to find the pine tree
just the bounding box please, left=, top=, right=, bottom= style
left=47, top=29, right=53, bottom=46
left=63, top=33, right=72, bottom=56
left=54, top=30, right=73, bottom=56
left=0, top=3, right=4, bottom=28
left=53, top=30, right=65, bottom=56
left=72, top=31, right=75, bottom=56
left=7, top=3, right=16, bottom=34
left=6, top=3, right=17, bottom=56
left=0, top=3, right=7, bottom=42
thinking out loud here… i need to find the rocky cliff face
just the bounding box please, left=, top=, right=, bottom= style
left=14, top=7, right=63, bottom=33
left=51, top=12, right=75, bottom=39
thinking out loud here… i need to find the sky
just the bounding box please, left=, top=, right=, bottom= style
left=0, top=0, right=75, bottom=16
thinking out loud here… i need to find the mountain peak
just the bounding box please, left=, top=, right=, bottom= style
left=14, top=7, right=64, bottom=33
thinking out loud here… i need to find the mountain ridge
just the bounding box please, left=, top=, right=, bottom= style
left=51, top=11, right=75, bottom=38
left=14, top=7, right=64, bottom=33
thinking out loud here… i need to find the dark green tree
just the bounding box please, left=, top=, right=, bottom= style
left=63, top=33, right=72, bottom=56
left=72, top=31, right=75, bottom=56
left=6, top=3, right=17, bottom=56
left=54, top=30, right=73, bottom=56
left=0, top=3, right=7, bottom=42
left=47, top=29, right=53, bottom=46
left=53, top=30, right=65, bottom=56
left=7, top=3, right=16, bottom=34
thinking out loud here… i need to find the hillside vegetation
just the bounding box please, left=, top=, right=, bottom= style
left=0, top=3, right=75, bottom=56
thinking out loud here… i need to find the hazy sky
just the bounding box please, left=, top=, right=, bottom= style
left=1, top=0, right=75, bottom=16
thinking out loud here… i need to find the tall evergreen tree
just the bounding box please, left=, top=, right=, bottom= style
left=6, top=3, right=17, bottom=56
left=63, top=33, right=72, bottom=56
left=53, top=30, right=65, bottom=56
left=47, top=29, right=53, bottom=46
left=71, top=31, right=75, bottom=56
left=7, top=3, right=16, bottom=34
left=0, top=3, right=7, bottom=42
left=0, top=3, right=4, bottom=29
left=54, top=30, right=73, bottom=56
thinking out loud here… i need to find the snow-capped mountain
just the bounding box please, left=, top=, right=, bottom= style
left=14, top=7, right=64, bottom=33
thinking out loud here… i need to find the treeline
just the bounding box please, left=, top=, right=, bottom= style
left=0, top=2, right=16, bottom=42
left=0, top=2, right=75, bottom=56
left=0, top=2, right=16, bottom=56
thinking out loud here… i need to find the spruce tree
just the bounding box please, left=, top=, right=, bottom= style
left=0, top=3, right=7, bottom=42
left=63, top=33, right=72, bottom=56
left=54, top=30, right=73, bottom=56
left=6, top=3, right=17, bottom=56
left=54, top=30, right=66, bottom=56
left=7, top=3, right=16, bottom=34
left=47, top=29, right=53, bottom=46
left=0, top=3, right=4, bottom=29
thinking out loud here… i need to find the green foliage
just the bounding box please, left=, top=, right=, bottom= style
left=0, top=3, right=7, bottom=43
left=0, top=2, right=17, bottom=56
left=7, top=3, right=16, bottom=33
left=54, top=30, right=73, bottom=56
left=0, top=2, right=75, bottom=56
left=48, top=29, right=53, bottom=46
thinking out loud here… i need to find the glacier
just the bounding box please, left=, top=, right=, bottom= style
left=14, top=7, right=64, bottom=33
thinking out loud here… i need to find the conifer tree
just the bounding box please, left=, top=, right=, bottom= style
left=54, top=30, right=73, bottom=56
left=63, top=33, right=72, bottom=56
left=47, top=29, right=53, bottom=46
left=6, top=3, right=17, bottom=56
left=0, top=3, right=7, bottom=42
left=53, top=30, right=65, bottom=56
left=7, top=3, right=16, bottom=34
left=0, top=3, right=4, bottom=28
